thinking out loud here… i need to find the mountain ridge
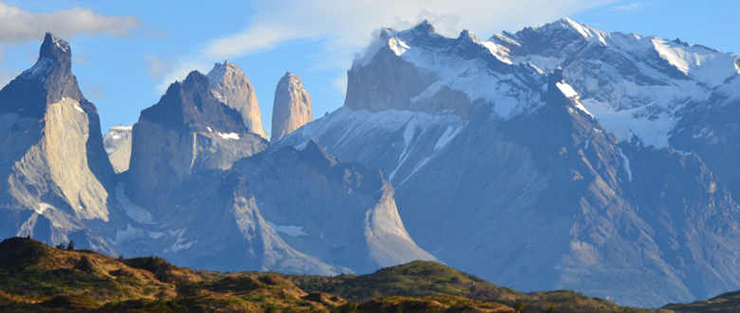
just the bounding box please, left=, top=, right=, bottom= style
left=283, top=18, right=740, bottom=307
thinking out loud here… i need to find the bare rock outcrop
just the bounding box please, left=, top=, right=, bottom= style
left=271, top=72, right=313, bottom=141
left=0, top=33, right=115, bottom=248
left=207, top=61, right=267, bottom=139
left=127, top=70, right=267, bottom=209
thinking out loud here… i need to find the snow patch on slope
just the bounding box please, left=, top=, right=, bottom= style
left=116, top=183, right=154, bottom=224
left=435, top=125, right=464, bottom=151
left=556, top=82, right=578, bottom=98
left=619, top=149, right=633, bottom=182
left=217, top=132, right=240, bottom=140
left=557, top=82, right=594, bottom=118
left=285, top=107, right=466, bottom=185
left=399, top=46, right=541, bottom=120
left=389, top=116, right=423, bottom=181
left=388, top=38, right=409, bottom=56
left=583, top=99, right=676, bottom=148
left=561, top=17, right=608, bottom=45
left=652, top=38, right=738, bottom=86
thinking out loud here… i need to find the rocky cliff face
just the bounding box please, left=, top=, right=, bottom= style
left=0, top=33, right=116, bottom=250
left=118, top=63, right=431, bottom=274
left=283, top=19, right=740, bottom=307
left=233, top=141, right=435, bottom=272
left=126, top=70, right=268, bottom=208
left=271, top=72, right=313, bottom=141
left=208, top=61, right=267, bottom=139
left=114, top=139, right=433, bottom=274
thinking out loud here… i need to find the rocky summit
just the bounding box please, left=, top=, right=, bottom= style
left=0, top=34, right=435, bottom=285
left=126, top=69, right=268, bottom=207
left=271, top=72, right=313, bottom=142
left=0, top=33, right=115, bottom=253
left=207, top=61, right=268, bottom=139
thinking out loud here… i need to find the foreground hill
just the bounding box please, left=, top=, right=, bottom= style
left=0, top=237, right=675, bottom=312
left=663, top=291, right=740, bottom=312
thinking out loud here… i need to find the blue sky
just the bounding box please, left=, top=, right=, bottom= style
left=1, top=0, right=738, bottom=135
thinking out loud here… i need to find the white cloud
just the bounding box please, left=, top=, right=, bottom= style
left=0, top=3, right=140, bottom=42
left=160, top=0, right=618, bottom=91
left=203, top=24, right=307, bottom=60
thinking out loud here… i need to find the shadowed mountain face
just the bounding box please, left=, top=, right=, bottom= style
left=126, top=70, right=268, bottom=208
left=0, top=33, right=83, bottom=119
left=0, top=35, right=435, bottom=281
left=0, top=33, right=115, bottom=252
left=119, top=63, right=433, bottom=275
left=118, top=140, right=434, bottom=275
left=232, top=141, right=435, bottom=273
left=283, top=19, right=740, bottom=307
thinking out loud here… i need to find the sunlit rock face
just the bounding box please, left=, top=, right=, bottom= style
left=0, top=33, right=116, bottom=250
left=207, top=61, right=268, bottom=139
left=127, top=70, right=267, bottom=209
left=271, top=72, right=313, bottom=142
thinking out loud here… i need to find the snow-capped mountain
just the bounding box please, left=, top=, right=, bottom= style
left=283, top=19, right=740, bottom=307
left=491, top=17, right=740, bottom=149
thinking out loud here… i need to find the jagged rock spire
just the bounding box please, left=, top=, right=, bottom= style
left=0, top=32, right=83, bottom=117
left=207, top=61, right=267, bottom=139
left=271, top=72, right=313, bottom=141
left=0, top=31, right=115, bottom=239
left=39, top=33, right=72, bottom=69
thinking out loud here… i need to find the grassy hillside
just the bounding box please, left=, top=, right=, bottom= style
left=290, top=260, right=645, bottom=313
left=663, top=291, right=740, bottom=312
left=0, top=237, right=736, bottom=312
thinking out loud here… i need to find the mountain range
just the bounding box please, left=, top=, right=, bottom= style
left=0, top=18, right=739, bottom=308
